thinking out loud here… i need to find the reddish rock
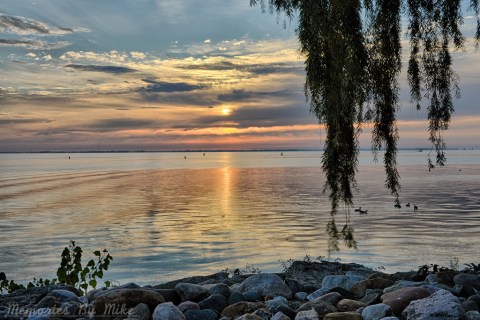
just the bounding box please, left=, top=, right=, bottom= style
left=381, top=287, right=431, bottom=315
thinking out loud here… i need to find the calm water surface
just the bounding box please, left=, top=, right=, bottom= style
left=1, top=151, right=479, bottom=285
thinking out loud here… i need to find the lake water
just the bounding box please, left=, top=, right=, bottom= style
left=1, top=150, right=479, bottom=286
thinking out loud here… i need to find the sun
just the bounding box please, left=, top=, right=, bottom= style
left=222, top=107, right=231, bottom=116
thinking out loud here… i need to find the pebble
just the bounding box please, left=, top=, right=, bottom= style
left=2, top=260, right=480, bottom=320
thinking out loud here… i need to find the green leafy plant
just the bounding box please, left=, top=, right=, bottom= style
left=1, top=241, right=112, bottom=295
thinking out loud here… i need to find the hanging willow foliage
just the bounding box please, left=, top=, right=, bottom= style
left=251, top=0, right=480, bottom=211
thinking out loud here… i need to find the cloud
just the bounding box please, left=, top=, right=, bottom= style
left=217, top=89, right=296, bottom=102
left=0, top=38, right=71, bottom=50
left=0, top=118, right=53, bottom=125
left=87, top=118, right=160, bottom=131
left=0, top=13, right=89, bottom=36
left=138, top=79, right=207, bottom=93
left=65, top=64, right=137, bottom=74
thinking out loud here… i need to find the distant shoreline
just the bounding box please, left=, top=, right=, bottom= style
left=1, top=148, right=479, bottom=154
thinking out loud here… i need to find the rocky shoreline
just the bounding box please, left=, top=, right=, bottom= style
left=1, top=260, right=479, bottom=320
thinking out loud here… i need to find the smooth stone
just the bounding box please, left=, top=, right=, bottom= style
left=336, top=299, right=366, bottom=312
left=295, top=309, right=319, bottom=320
left=361, top=303, right=392, bottom=320
left=93, top=288, right=165, bottom=315
left=402, top=289, right=465, bottom=320
left=436, top=271, right=457, bottom=287
left=351, top=278, right=394, bottom=299
left=381, top=287, right=431, bottom=315
left=272, top=311, right=291, bottom=320
left=296, top=299, right=336, bottom=317
left=152, top=302, right=186, bottom=320
left=380, top=317, right=400, bottom=320
left=329, top=287, right=355, bottom=300
left=221, top=302, right=265, bottom=319
left=228, top=291, right=246, bottom=305
left=128, top=303, right=150, bottom=320
left=316, top=292, right=343, bottom=306
left=359, top=292, right=381, bottom=305
left=306, top=288, right=330, bottom=301
left=273, top=305, right=297, bottom=319
left=286, top=279, right=304, bottom=295
left=465, top=311, right=480, bottom=320
left=253, top=308, right=273, bottom=320
left=322, top=275, right=365, bottom=291
left=178, top=301, right=200, bottom=313
left=244, top=290, right=263, bottom=302
left=383, top=280, right=422, bottom=294
left=458, top=285, right=477, bottom=299
left=469, top=295, right=480, bottom=308
left=295, top=292, right=308, bottom=301
left=154, top=289, right=181, bottom=304
left=426, top=274, right=438, bottom=284
left=116, top=282, right=141, bottom=289
left=184, top=308, right=218, bottom=320
left=175, top=283, right=210, bottom=302
left=236, top=315, right=263, bottom=320
left=35, top=296, right=56, bottom=310
left=48, top=289, right=80, bottom=303
left=237, top=274, right=292, bottom=299
left=463, top=300, right=480, bottom=312
left=266, top=296, right=289, bottom=310
left=323, top=312, right=362, bottom=320
left=198, top=294, right=228, bottom=313
left=209, top=283, right=231, bottom=299
left=454, top=274, right=480, bottom=290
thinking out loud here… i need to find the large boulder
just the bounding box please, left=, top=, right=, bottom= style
left=175, top=283, right=210, bottom=302
left=237, top=274, right=292, bottom=299
left=221, top=302, right=266, bottom=319
left=152, top=302, right=186, bottom=320
left=321, top=275, right=365, bottom=291
left=361, top=303, right=392, bottom=320
left=454, top=274, right=480, bottom=291
left=402, top=289, right=465, bottom=320
left=381, top=287, right=431, bottom=315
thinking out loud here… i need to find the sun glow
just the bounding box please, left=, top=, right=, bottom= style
left=222, top=107, right=231, bottom=116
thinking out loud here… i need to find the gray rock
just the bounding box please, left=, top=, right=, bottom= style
left=128, top=303, right=150, bottom=320
left=152, top=302, right=186, bottom=320
left=237, top=274, right=292, bottom=300
left=306, top=287, right=330, bottom=301
left=316, top=292, right=343, bottom=306
left=272, top=311, right=291, bottom=320
left=266, top=296, right=288, bottom=309
left=175, top=283, right=210, bottom=302
left=209, top=283, right=231, bottom=299
left=359, top=292, right=381, bottom=305
left=228, top=291, right=246, bottom=305
left=236, top=315, right=263, bottom=320
left=198, top=294, right=227, bottom=313
left=379, top=317, right=399, bottom=320
left=454, top=274, right=480, bottom=290
left=463, top=300, right=480, bottom=312
left=295, top=292, right=308, bottom=301
left=35, top=296, right=56, bottom=310
left=116, top=282, right=141, bottom=289
left=184, top=308, right=218, bottom=320
left=383, top=280, right=423, bottom=293
left=295, top=309, right=319, bottom=320
left=253, top=308, right=273, bottom=320
left=361, top=303, right=392, bottom=320
left=465, top=311, right=480, bottom=320
left=273, top=305, right=297, bottom=319
left=286, top=278, right=304, bottom=295
left=244, top=290, right=263, bottom=302
left=178, top=301, right=200, bottom=312
left=48, top=289, right=80, bottom=303
left=321, top=275, right=365, bottom=290
left=402, top=289, right=465, bottom=320
left=296, top=299, right=336, bottom=317
left=426, top=274, right=438, bottom=284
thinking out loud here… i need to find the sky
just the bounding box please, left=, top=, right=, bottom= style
left=1, top=0, right=479, bottom=152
